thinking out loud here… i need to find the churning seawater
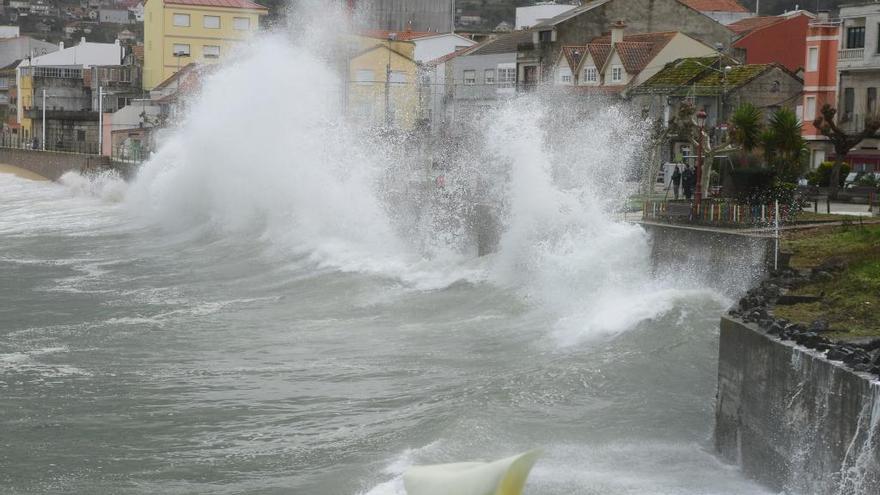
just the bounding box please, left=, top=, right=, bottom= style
left=1, top=12, right=772, bottom=493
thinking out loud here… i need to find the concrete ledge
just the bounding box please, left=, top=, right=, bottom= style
left=715, top=316, right=880, bottom=493
left=0, top=148, right=111, bottom=181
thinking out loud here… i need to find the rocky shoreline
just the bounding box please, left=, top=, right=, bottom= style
left=728, top=264, right=880, bottom=379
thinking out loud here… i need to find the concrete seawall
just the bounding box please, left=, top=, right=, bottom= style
left=0, top=148, right=112, bottom=181
left=715, top=316, right=880, bottom=493
left=641, top=222, right=773, bottom=293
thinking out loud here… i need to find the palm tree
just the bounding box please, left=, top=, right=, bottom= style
left=728, top=103, right=763, bottom=158
left=762, top=108, right=806, bottom=183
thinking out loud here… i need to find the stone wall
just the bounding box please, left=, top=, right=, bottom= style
left=0, top=147, right=111, bottom=181
left=715, top=316, right=880, bottom=493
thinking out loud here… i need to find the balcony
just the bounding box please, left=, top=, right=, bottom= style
left=839, top=48, right=864, bottom=60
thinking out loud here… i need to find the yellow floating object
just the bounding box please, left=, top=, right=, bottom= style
left=403, top=450, right=542, bottom=495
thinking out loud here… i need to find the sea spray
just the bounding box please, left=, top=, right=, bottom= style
left=121, top=6, right=730, bottom=340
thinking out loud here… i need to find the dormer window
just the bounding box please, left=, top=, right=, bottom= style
left=611, top=66, right=623, bottom=83
left=539, top=30, right=552, bottom=43
left=584, top=67, right=598, bottom=83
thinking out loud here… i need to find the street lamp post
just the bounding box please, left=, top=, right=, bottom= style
left=695, top=109, right=708, bottom=209
left=42, top=89, right=46, bottom=151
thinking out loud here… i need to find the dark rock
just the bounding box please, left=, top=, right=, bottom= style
left=784, top=323, right=806, bottom=334
left=811, top=270, right=834, bottom=283
left=827, top=348, right=851, bottom=361
left=767, top=322, right=784, bottom=335
left=808, top=319, right=830, bottom=333
left=816, top=257, right=848, bottom=273
left=852, top=363, right=874, bottom=372
left=843, top=350, right=871, bottom=366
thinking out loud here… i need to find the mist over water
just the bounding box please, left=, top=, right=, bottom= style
left=1, top=4, right=773, bottom=494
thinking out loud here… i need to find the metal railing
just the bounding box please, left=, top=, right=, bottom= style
left=0, top=132, right=98, bottom=155
left=642, top=199, right=793, bottom=227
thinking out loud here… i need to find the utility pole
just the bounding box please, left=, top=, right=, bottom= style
left=98, top=86, right=103, bottom=156
left=41, top=89, right=46, bottom=151
left=695, top=109, right=707, bottom=210
left=385, top=49, right=392, bottom=127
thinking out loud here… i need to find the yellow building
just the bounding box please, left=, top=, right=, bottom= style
left=143, top=0, right=267, bottom=90
left=347, top=35, right=421, bottom=131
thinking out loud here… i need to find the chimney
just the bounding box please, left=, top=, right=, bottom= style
left=818, top=10, right=830, bottom=21
left=611, top=20, right=626, bottom=45
left=59, top=41, right=64, bottom=50
left=81, top=36, right=87, bottom=44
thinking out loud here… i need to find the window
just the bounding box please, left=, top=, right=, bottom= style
left=77, top=130, right=86, bottom=141
left=584, top=66, right=598, bottom=83
left=497, top=67, right=516, bottom=88
left=805, top=96, right=816, bottom=121
left=538, top=30, right=552, bottom=43
left=869, top=87, right=877, bottom=115
left=844, top=87, right=855, bottom=121
left=203, top=45, right=220, bottom=59
left=173, top=13, right=190, bottom=27
left=233, top=17, right=250, bottom=30
left=561, top=73, right=571, bottom=83
left=355, top=69, right=374, bottom=85
left=172, top=43, right=190, bottom=56
left=203, top=15, right=220, bottom=29
left=463, top=70, right=476, bottom=85
left=807, top=47, right=819, bottom=71
left=484, top=69, right=495, bottom=84
left=389, top=71, right=406, bottom=84
left=847, top=26, right=865, bottom=49
left=611, top=66, right=623, bottom=83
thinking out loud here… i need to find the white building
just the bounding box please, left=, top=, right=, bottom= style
left=412, top=33, right=476, bottom=63
left=16, top=38, right=124, bottom=124
left=0, top=26, right=21, bottom=39
left=516, top=2, right=577, bottom=30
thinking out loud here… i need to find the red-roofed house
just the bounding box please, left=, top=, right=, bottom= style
left=553, top=22, right=717, bottom=92
left=361, top=29, right=476, bottom=63
left=143, top=0, right=267, bottom=89
left=729, top=10, right=814, bottom=72
left=678, top=0, right=753, bottom=25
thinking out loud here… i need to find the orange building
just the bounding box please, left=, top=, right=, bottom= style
left=801, top=13, right=839, bottom=168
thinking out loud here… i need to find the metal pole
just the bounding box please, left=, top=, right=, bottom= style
left=774, top=199, right=780, bottom=270
left=695, top=121, right=704, bottom=207
left=385, top=58, right=391, bottom=127
left=98, top=86, right=103, bottom=156
left=41, top=89, right=46, bottom=151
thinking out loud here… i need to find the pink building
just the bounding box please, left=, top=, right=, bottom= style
left=801, top=13, right=839, bottom=168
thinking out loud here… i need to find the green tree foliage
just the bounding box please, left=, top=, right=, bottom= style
left=807, top=162, right=851, bottom=188
left=812, top=104, right=880, bottom=200
left=761, top=108, right=807, bottom=183
left=728, top=103, right=763, bottom=154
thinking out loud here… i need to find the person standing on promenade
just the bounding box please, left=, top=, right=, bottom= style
left=671, top=165, right=682, bottom=200
left=682, top=165, right=694, bottom=200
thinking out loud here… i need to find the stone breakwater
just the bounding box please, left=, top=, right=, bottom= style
left=727, top=266, right=880, bottom=379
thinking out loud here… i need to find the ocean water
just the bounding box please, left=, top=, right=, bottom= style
left=0, top=8, right=772, bottom=493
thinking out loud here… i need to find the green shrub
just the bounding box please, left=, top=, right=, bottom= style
left=807, top=161, right=850, bottom=187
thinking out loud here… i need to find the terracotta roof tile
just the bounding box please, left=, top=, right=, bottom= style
left=586, top=43, right=611, bottom=69
left=728, top=16, right=784, bottom=34
left=586, top=32, right=676, bottom=74
left=561, top=45, right=585, bottom=71
left=426, top=46, right=474, bottom=66
left=678, top=0, right=750, bottom=13
left=162, top=0, right=267, bottom=11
